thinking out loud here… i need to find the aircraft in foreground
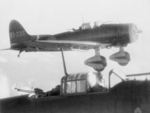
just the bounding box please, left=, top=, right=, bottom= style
left=0, top=70, right=150, bottom=113
left=1, top=20, right=149, bottom=113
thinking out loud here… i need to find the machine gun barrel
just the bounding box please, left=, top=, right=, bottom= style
left=14, top=88, right=34, bottom=93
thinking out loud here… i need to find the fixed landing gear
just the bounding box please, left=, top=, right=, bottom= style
left=85, top=48, right=107, bottom=72
left=109, top=47, right=130, bottom=66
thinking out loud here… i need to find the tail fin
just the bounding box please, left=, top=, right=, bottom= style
left=9, top=20, right=31, bottom=47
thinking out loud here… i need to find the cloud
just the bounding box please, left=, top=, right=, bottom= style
left=0, top=56, right=8, bottom=63
left=0, top=70, right=10, bottom=98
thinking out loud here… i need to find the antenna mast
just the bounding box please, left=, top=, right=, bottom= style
left=61, top=49, right=68, bottom=76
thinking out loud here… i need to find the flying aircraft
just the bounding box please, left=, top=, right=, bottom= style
left=9, top=20, right=139, bottom=55
left=7, top=19, right=140, bottom=69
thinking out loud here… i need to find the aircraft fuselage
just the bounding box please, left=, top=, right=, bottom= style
left=0, top=80, right=150, bottom=113
left=9, top=20, right=139, bottom=52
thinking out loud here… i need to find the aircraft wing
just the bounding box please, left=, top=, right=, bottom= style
left=36, top=40, right=111, bottom=50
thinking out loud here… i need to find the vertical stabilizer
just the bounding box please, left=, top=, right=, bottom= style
left=9, top=20, right=31, bottom=47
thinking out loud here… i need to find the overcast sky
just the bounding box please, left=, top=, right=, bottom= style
left=0, top=0, right=150, bottom=98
